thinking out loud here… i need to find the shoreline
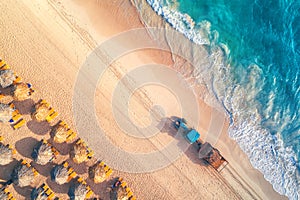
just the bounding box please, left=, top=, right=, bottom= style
left=0, top=0, right=287, bottom=199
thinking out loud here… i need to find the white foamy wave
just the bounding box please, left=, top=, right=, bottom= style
left=146, top=0, right=210, bottom=45
left=146, top=1, right=300, bottom=199
left=229, top=114, right=299, bottom=199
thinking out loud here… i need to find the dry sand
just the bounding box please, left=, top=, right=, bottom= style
left=0, top=0, right=287, bottom=199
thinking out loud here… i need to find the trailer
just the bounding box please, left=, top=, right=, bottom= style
left=173, top=118, right=228, bottom=171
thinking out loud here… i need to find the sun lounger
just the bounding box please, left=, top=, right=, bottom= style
left=41, top=184, right=56, bottom=199
left=12, top=118, right=26, bottom=130
left=63, top=162, right=78, bottom=182
left=8, top=103, right=26, bottom=129
left=76, top=177, right=94, bottom=198
left=2, top=187, right=16, bottom=200
left=31, top=183, right=59, bottom=200
left=10, top=110, right=22, bottom=122
left=46, top=109, right=58, bottom=122
left=21, top=159, right=39, bottom=176
left=13, top=74, right=22, bottom=84
left=0, top=59, right=10, bottom=70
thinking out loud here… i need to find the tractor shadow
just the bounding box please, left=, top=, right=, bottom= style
left=157, top=116, right=209, bottom=167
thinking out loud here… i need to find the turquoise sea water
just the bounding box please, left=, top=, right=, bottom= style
left=146, top=0, right=300, bottom=199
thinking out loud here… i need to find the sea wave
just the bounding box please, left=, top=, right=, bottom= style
left=145, top=0, right=300, bottom=199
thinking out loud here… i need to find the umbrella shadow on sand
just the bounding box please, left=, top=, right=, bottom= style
left=157, top=117, right=209, bottom=167
left=26, top=120, right=51, bottom=135
left=15, top=137, right=39, bottom=159
left=12, top=99, right=35, bottom=115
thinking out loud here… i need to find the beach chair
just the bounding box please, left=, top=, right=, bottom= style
left=116, top=177, right=136, bottom=199
left=13, top=74, right=22, bottom=84
left=32, top=183, right=59, bottom=200
left=63, top=161, right=78, bottom=182
left=2, top=187, right=16, bottom=200
left=0, top=59, right=10, bottom=70
left=46, top=109, right=58, bottom=122
left=41, top=183, right=56, bottom=199
left=0, top=93, right=4, bottom=100
left=12, top=119, right=26, bottom=130
left=0, top=59, right=6, bottom=68
left=21, top=159, right=39, bottom=176
left=0, top=136, right=17, bottom=155
left=103, top=166, right=112, bottom=176
left=42, top=139, right=59, bottom=156
left=10, top=110, right=22, bottom=122
left=33, top=99, right=58, bottom=122
left=8, top=103, right=26, bottom=129
left=76, top=177, right=94, bottom=198
left=59, top=121, right=77, bottom=142
left=76, top=138, right=94, bottom=159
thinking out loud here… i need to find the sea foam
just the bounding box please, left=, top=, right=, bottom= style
left=145, top=0, right=300, bottom=199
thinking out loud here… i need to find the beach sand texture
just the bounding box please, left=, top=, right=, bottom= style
left=0, top=0, right=287, bottom=199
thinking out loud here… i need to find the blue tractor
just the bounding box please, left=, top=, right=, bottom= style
left=174, top=118, right=200, bottom=144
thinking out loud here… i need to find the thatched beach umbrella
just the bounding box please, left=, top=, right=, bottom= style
left=51, top=164, right=69, bottom=185
left=0, top=103, right=13, bottom=123
left=70, top=139, right=93, bottom=164
left=31, top=140, right=57, bottom=165
left=31, top=184, right=56, bottom=200
left=89, top=164, right=106, bottom=184
left=0, top=69, right=15, bottom=88
left=11, top=161, right=36, bottom=187
left=89, top=161, right=113, bottom=184
left=32, top=103, right=49, bottom=122
left=12, top=82, right=34, bottom=101
left=51, top=162, right=77, bottom=185
left=110, top=186, right=129, bottom=200
left=68, top=182, right=90, bottom=200
left=31, top=187, right=48, bottom=200
left=52, top=123, right=69, bottom=143
left=0, top=143, right=14, bottom=165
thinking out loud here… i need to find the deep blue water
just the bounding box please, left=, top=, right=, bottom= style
left=146, top=0, right=300, bottom=199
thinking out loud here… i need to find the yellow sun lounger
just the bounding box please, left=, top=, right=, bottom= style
left=12, top=119, right=26, bottom=130
left=0, top=136, right=17, bottom=155
left=8, top=103, right=26, bottom=129
left=41, top=183, right=57, bottom=200
left=2, top=188, right=16, bottom=200
left=45, top=108, right=58, bottom=122
left=62, top=161, right=78, bottom=182
left=76, top=139, right=94, bottom=159
left=57, top=121, right=77, bottom=142
left=77, top=177, right=94, bottom=198
left=11, top=110, right=22, bottom=122
left=98, top=161, right=113, bottom=178
left=13, top=73, right=22, bottom=84
left=0, top=59, right=10, bottom=70
left=20, top=159, right=39, bottom=176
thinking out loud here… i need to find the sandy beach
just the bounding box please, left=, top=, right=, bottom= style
left=0, top=0, right=288, bottom=199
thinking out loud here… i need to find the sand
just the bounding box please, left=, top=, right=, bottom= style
left=0, top=0, right=287, bottom=199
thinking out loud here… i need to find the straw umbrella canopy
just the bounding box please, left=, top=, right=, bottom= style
left=0, top=103, right=13, bottom=123
left=0, top=69, right=15, bottom=88
left=0, top=143, right=14, bottom=165
left=68, top=182, right=89, bottom=200
left=51, top=164, right=69, bottom=185
left=13, top=82, right=33, bottom=101
left=11, top=162, right=35, bottom=187
left=31, top=140, right=55, bottom=165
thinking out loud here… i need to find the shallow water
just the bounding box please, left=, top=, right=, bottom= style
left=145, top=0, right=300, bottom=199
